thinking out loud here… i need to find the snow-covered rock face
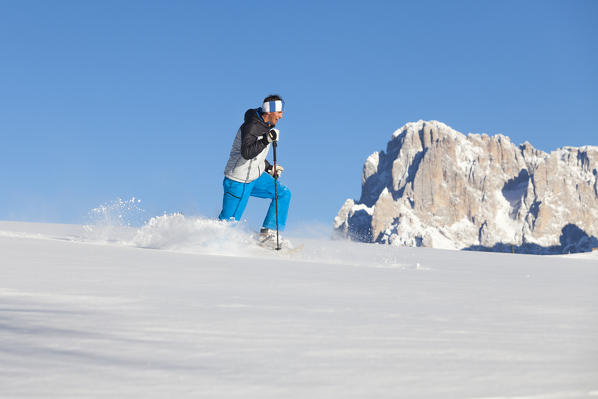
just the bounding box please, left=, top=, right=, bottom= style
left=334, top=120, right=598, bottom=254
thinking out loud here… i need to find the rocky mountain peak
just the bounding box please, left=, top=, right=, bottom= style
left=334, top=121, right=598, bottom=254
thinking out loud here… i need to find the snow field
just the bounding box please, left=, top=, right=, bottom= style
left=1, top=217, right=597, bottom=398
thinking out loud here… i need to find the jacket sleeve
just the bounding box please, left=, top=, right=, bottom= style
left=240, top=122, right=269, bottom=160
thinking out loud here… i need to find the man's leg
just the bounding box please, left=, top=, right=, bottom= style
left=250, top=173, right=291, bottom=231
left=218, top=177, right=253, bottom=222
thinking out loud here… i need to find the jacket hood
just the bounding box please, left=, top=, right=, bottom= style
left=244, top=108, right=271, bottom=127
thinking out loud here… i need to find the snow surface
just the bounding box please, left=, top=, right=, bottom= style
left=1, top=217, right=598, bottom=398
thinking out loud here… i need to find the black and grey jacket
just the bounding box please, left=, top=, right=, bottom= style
left=224, top=108, right=274, bottom=183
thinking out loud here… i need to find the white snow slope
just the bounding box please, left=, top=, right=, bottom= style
left=1, top=216, right=597, bottom=399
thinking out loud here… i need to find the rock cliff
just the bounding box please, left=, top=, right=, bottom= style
left=334, top=120, right=598, bottom=254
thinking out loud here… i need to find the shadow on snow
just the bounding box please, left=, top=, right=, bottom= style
left=464, top=223, right=598, bottom=255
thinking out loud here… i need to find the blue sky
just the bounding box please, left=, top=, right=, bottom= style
left=1, top=0, right=597, bottom=231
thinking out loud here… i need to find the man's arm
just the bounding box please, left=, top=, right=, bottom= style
left=240, top=122, right=269, bottom=160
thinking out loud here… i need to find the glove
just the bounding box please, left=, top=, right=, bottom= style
left=266, top=164, right=284, bottom=178
left=266, top=128, right=279, bottom=143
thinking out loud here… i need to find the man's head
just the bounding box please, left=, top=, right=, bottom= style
left=261, top=94, right=284, bottom=126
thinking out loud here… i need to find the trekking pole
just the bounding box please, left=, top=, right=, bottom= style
left=272, top=141, right=281, bottom=250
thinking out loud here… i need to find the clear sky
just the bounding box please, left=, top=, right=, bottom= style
left=1, top=0, right=597, bottom=231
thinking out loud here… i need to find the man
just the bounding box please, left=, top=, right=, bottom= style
left=219, top=94, right=291, bottom=247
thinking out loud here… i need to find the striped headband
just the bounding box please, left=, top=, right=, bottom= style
left=262, top=100, right=285, bottom=113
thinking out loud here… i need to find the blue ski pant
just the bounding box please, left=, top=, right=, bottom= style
left=218, top=173, right=291, bottom=231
